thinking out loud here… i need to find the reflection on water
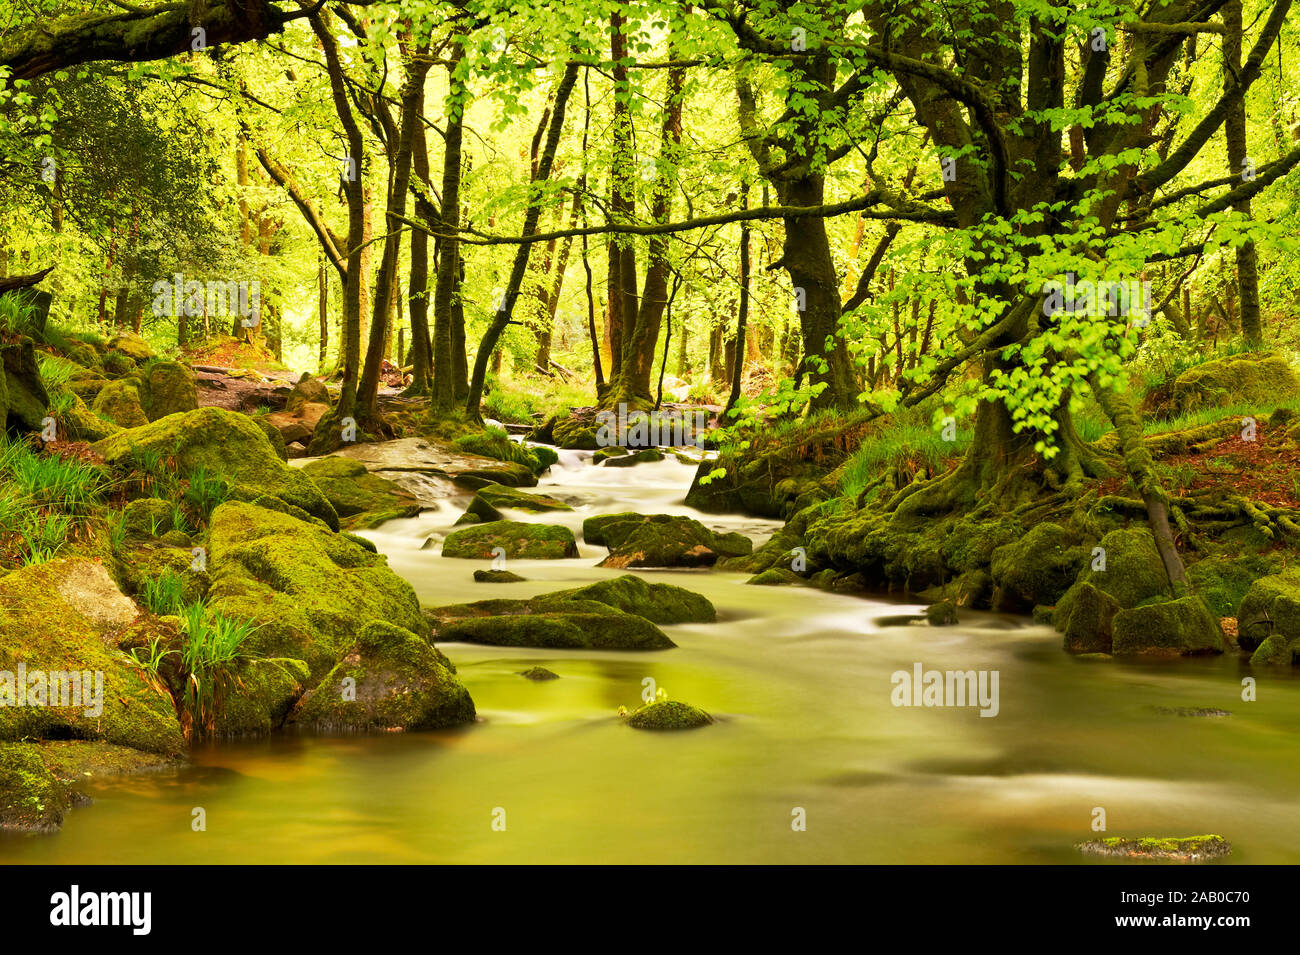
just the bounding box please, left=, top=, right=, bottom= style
left=4, top=452, right=1299, bottom=863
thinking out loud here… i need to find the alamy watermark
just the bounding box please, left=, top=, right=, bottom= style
left=891, top=663, right=999, bottom=717
left=0, top=664, right=103, bottom=717
left=595, top=403, right=706, bottom=449
left=151, top=273, right=261, bottom=327
left=1041, top=275, right=1151, bottom=325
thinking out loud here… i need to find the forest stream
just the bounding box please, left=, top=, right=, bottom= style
left=1, top=447, right=1297, bottom=865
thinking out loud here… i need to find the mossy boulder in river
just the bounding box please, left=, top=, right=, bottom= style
left=0, top=742, right=67, bottom=832
left=584, top=513, right=751, bottom=569
left=1076, top=834, right=1230, bottom=862
left=0, top=559, right=185, bottom=756
left=434, top=609, right=673, bottom=649
left=474, top=569, right=526, bottom=583
left=538, top=574, right=715, bottom=624
left=1111, top=595, right=1226, bottom=656
left=473, top=484, right=572, bottom=512
left=1238, top=567, right=1300, bottom=665
left=989, top=522, right=1088, bottom=611
left=1057, top=581, right=1122, bottom=654
left=299, top=456, right=421, bottom=530
left=442, top=520, right=578, bottom=559
left=205, top=501, right=430, bottom=731
left=624, top=700, right=713, bottom=730
left=293, top=622, right=475, bottom=732
left=1070, top=527, right=1170, bottom=609
left=93, top=407, right=339, bottom=530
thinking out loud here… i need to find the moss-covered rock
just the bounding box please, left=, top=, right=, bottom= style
left=100, top=349, right=134, bottom=377
left=1249, top=632, right=1298, bottom=666
left=93, top=408, right=339, bottom=530
left=143, top=360, right=198, bottom=420
left=926, top=599, right=959, bottom=626
left=0, top=559, right=184, bottom=756
left=592, top=446, right=629, bottom=464
left=107, top=330, right=154, bottom=363
left=1072, top=527, right=1170, bottom=609
left=441, top=520, right=578, bottom=559
left=435, top=610, right=674, bottom=649
left=1076, top=834, right=1230, bottom=862
left=91, top=378, right=149, bottom=428
left=474, top=569, right=526, bottom=583
left=1187, top=553, right=1283, bottom=619
left=1111, top=595, right=1226, bottom=656
left=624, top=700, right=713, bottom=730
left=1165, top=351, right=1300, bottom=415
left=251, top=415, right=288, bottom=461
left=299, top=456, right=421, bottom=530
left=586, top=513, right=752, bottom=569
left=746, top=567, right=806, bottom=586
left=0, top=742, right=67, bottom=832
left=205, top=502, right=429, bottom=731
left=284, top=375, right=330, bottom=413
left=59, top=394, right=120, bottom=442
left=1, top=336, right=50, bottom=430
left=452, top=461, right=538, bottom=488
left=989, top=522, right=1087, bottom=611
left=473, top=484, right=572, bottom=512
left=123, top=498, right=177, bottom=537
left=1237, top=567, right=1300, bottom=658
left=538, top=574, right=715, bottom=624
left=1057, top=581, right=1121, bottom=654
left=519, top=666, right=559, bottom=680
left=603, top=448, right=664, bottom=467
left=293, top=622, right=475, bottom=732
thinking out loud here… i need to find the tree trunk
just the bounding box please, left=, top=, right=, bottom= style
left=464, top=63, right=580, bottom=421
left=1224, top=0, right=1262, bottom=344
left=431, top=57, right=464, bottom=411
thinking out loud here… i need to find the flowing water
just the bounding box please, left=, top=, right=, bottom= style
left=3, top=451, right=1299, bottom=864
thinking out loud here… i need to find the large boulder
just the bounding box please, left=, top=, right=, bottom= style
left=91, top=378, right=149, bottom=428
left=292, top=621, right=475, bottom=732
left=1111, top=595, right=1226, bottom=656
left=93, top=407, right=338, bottom=529
left=539, top=574, right=715, bottom=624
left=1057, top=581, right=1121, bottom=654
left=1, top=337, right=49, bottom=430
left=299, top=456, right=421, bottom=530
left=442, top=520, right=578, bottom=559
left=59, top=394, right=120, bottom=442
left=207, top=501, right=427, bottom=673
left=106, top=329, right=153, bottom=363
left=143, top=360, right=198, bottom=420
left=1069, top=527, right=1170, bottom=609
left=990, top=522, right=1088, bottom=611
left=584, top=513, right=751, bottom=568
left=0, top=559, right=184, bottom=755
left=473, top=484, right=572, bottom=512
left=284, top=374, right=330, bottom=413
left=1163, top=352, right=1300, bottom=416
left=433, top=608, right=674, bottom=650
left=1238, top=568, right=1300, bottom=665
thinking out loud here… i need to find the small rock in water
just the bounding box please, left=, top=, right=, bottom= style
left=926, top=600, right=960, bottom=626
left=518, top=666, right=559, bottom=681
left=1154, top=705, right=1232, bottom=718
left=624, top=700, right=713, bottom=730
left=476, top=569, right=526, bottom=583
left=1076, top=835, right=1230, bottom=862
